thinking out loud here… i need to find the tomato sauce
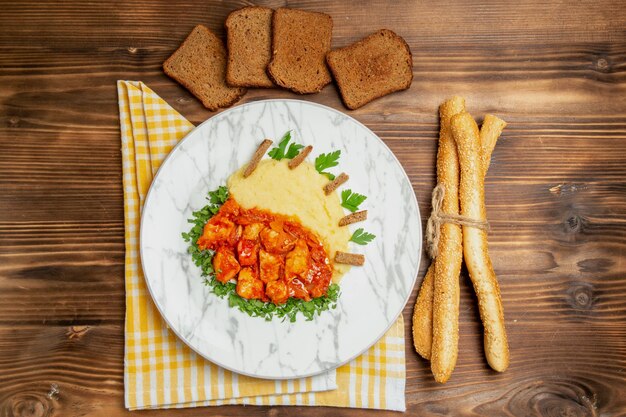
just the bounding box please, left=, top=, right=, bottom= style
left=197, top=198, right=333, bottom=304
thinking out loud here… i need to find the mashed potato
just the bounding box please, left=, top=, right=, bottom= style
left=227, top=159, right=351, bottom=282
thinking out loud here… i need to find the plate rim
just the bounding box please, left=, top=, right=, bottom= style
left=139, top=98, right=422, bottom=379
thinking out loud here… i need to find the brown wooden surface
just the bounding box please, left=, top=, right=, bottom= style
left=1, top=1, right=625, bottom=416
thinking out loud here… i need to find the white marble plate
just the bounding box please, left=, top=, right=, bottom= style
left=140, top=99, right=421, bottom=379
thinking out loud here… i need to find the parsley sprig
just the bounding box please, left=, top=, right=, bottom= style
left=268, top=131, right=304, bottom=160
left=341, top=189, right=367, bottom=212
left=350, top=228, right=376, bottom=245
left=182, top=186, right=341, bottom=322
left=315, top=150, right=341, bottom=180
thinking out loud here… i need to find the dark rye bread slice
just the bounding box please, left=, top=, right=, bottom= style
left=225, top=6, right=274, bottom=88
left=267, top=8, right=333, bottom=94
left=326, top=29, right=413, bottom=110
left=163, top=25, right=246, bottom=111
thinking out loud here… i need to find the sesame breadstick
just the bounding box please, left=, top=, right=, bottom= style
left=429, top=96, right=465, bottom=384
left=412, top=114, right=506, bottom=364
left=451, top=111, right=509, bottom=373
left=412, top=264, right=434, bottom=359
left=479, top=114, right=507, bottom=175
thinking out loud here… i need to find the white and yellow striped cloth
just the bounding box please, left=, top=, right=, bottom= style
left=118, top=80, right=406, bottom=411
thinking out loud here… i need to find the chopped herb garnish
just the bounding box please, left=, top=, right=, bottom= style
left=182, top=186, right=341, bottom=321
left=268, top=131, right=304, bottom=161
left=217, top=278, right=340, bottom=322
left=181, top=188, right=225, bottom=276
left=341, top=189, right=367, bottom=212
left=207, top=185, right=229, bottom=206
left=314, top=150, right=340, bottom=180
left=350, top=228, right=376, bottom=245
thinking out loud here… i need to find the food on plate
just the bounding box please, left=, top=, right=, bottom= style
left=229, top=159, right=351, bottom=280
left=267, top=8, right=333, bottom=94
left=197, top=198, right=334, bottom=304
left=430, top=96, right=465, bottom=384
left=184, top=131, right=372, bottom=321
left=225, top=6, right=275, bottom=88
left=339, top=210, right=367, bottom=226
left=244, top=139, right=273, bottom=178
left=288, top=145, right=313, bottom=169
left=334, top=251, right=365, bottom=266
left=163, top=25, right=246, bottom=111
left=412, top=264, right=434, bottom=359
left=326, top=29, right=413, bottom=110
left=324, top=172, right=349, bottom=195
left=451, top=112, right=509, bottom=372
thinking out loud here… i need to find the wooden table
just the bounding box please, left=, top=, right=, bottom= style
left=2, top=1, right=625, bottom=416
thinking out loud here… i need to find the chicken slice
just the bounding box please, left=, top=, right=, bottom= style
left=236, top=267, right=264, bottom=300
left=305, top=262, right=332, bottom=298
left=197, top=217, right=236, bottom=250
left=219, top=198, right=240, bottom=216
left=259, top=249, right=283, bottom=283
left=260, top=227, right=295, bottom=253
left=266, top=280, right=289, bottom=305
left=242, top=223, right=264, bottom=241
left=212, top=246, right=240, bottom=283
left=237, top=239, right=259, bottom=267
left=284, top=239, right=310, bottom=282
left=288, top=278, right=311, bottom=301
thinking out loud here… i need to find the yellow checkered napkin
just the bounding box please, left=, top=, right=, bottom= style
left=118, top=80, right=406, bottom=411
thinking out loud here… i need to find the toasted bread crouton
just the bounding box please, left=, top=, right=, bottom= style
left=335, top=251, right=365, bottom=266
left=244, top=139, right=273, bottom=178
left=338, top=210, right=367, bottom=226
left=288, top=145, right=313, bottom=169
left=323, top=172, right=349, bottom=195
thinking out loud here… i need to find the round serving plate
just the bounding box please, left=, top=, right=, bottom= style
left=140, top=99, right=421, bottom=379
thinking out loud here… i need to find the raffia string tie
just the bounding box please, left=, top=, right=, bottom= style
left=425, top=184, right=490, bottom=259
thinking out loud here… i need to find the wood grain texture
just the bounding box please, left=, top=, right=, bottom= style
left=1, top=0, right=625, bottom=416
